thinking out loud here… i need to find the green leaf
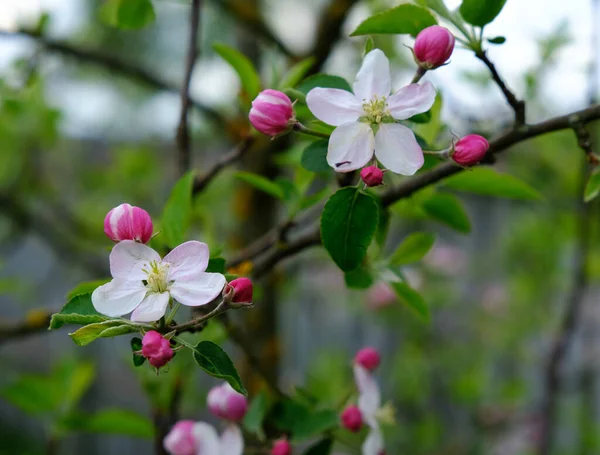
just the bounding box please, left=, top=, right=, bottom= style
left=192, top=341, right=247, bottom=395
left=364, top=36, right=375, bottom=55
left=69, top=321, right=136, bottom=347
left=344, top=264, right=374, bottom=289
left=1, top=376, right=59, bottom=415
left=297, top=74, right=352, bottom=95
left=235, top=171, right=285, bottom=200
left=161, top=170, right=195, bottom=248
left=409, top=110, right=432, bottom=124
left=63, top=361, right=96, bottom=409
left=488, top=36, right=507, bottom=44
left=131, top=337, right=146, bottom=367
left=279, top=57, right=316, bottom=89
left=98, top=0, right=156, bottom=30
left=206, top=257, right=226, bottom=274
left=298, top=186, right=330, bottom=211
left=444, top=168, right=542, bottom=200
left=422, top=192, right=471, bottom=233
left=66, top=280, right=110, bottom=301
left=389, top=232, right=436, bottom=266
left=351, top=4, right=437, bottom=37
left=321, top=188, right=380, bottom=272
left=243, top=391, right=269, bottom=440
left=301, top=140, right=330, bottom=173
left=390, top=281, right=429, bottom=320
left=49, top=293, right=107, bottom=330
left=584, top=169, right=600, bottom=202
left=415, top=0, right=454, bottom=21
left=291, top=409, right=339, bottom=442
left=302, top=438, right=334, bottom=455
left=213, top=43, right=261, bottom=100
left=459, top=0, right=507, bottom=27
left=65, top=409, right=153, bottom=438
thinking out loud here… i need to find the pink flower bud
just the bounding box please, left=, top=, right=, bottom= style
left=341, top=405, right=363, bottom=432
left=354, top=347, right=381, bottom=371
left=451, top=134, right=489, bottom=166
left=249, top=89, right=294, bottom=136
left=104, top=203, right=153, bottom=244
left=163, top=420, right=197, bottom=455
left=414, top=25, right=455, bottom=69
left=142, top=331, right=174, bottom=369
left=271, top=438, right=292, bottom=455
left=207, top=383, right=248, bottom=422
left=225, top=278, right=253, bottom=304
left=360, top=166, right=384, bottom=187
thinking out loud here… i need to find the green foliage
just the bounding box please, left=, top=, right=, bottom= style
left=69, top=321, right=137, bottom=346
left=206, top=257, right=226, bottom=273
left=444, top=168, right=542, bottom=200
left=192, top=341, right=247, bottom=395
left=351, top=4, right=437, bottom=37
left=303, top=438, right=334, bottom=455
left=390, top=281, right=429, bottom=320
left=49, top=293, right=107, bottom=330
left=389, top=232, right=436, bottom=266
left=131, top=337, right=146, bottom=367
left=488, top=36, right=507, bottom=44
left=344, top=263, right=375, bottom=289
left=213, top=43, right=261, bottom=100
left=321, top=187, right=380, bottom=272
left=459, top=0, right=507, bottom=27
left=66, top=280, right=109, bottom=301
left=297, top=74, right=352, bottom=95
left=270, top=400, right=338, bottom=442
left=98, top=0, right=156, bottom=29
left=301, top=140, right=330, bottom=173
left=64, top=409, right=153, bottom=438
left=235, top=171, right=286, bottom=200
left=421, top=192, right=471, bottom=233
left=161, top=171, right=195, bottom=248
left=279, top=58, right=316, bottom=90
left=243, top=391, right=269, bottom=440
left=584, top=168, right=600, bottom=202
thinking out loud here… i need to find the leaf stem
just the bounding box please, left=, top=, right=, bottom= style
left=292, top=122, right=331, bottom=139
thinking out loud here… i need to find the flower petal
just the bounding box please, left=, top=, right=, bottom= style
left=353, top=49, right=391, bottom=101
left=306, top=88, right=362, bottom=126
left=220, top=424, right=243, bottom=455
left=354, top=364, right=381, bottom=424
left=110, top=240, right=161, bottom=280
left=362, top=427, right=385, bottom=455
left=327, top=122, right=375, bottom=172
left=91, top=279, right=146, bottom=318
left=387, top=81, right=436, bottom=120
left=164, top=241, right=210, bottom=281
left=192, top=422, right=221, bottom=455
left=170, top=273, right=226, bottom=307
left=374, top=123, right=424, bottom=175
left=130, top=292, right=170, bottom=322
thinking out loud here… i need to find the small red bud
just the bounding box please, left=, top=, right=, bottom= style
left=341, top=405, right=363, bottom=432
left=414, top=25, right=455, bottom=69
left=354, top=347, right=381, bottom=371
left=271, top=438, right=292, bottom=455
left=360, top=166, right=384, bottom=187
left=249, top=90, right=295, bottom=136
left=207, top=383, right=249, bottom=422
left=225, top=277, right=253, bottom=304
left=142, top=331, right=173, bottom=369
left=451, top=134, right=489, bottom=166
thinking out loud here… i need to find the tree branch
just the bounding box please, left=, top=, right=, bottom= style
left=0, top=311, right=52, bottom=344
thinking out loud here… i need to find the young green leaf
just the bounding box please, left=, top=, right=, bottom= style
left=422, top=192, right=471, bottom=233
left=65, top=409, right=153, bottom=438
left=351, top=4, right=437, bottom=37
left=390, top=281, right=429, bottom=320
left=291, top=410, right=339, bottom=442
left=302, top=437, right=334, bottom=455
left=389, top=232, right=436, bottom=266
left=235, top=171, right=286, bottom=200
left=279, top=57, right=316, bottom=90
left=161, top=170, right=195, bottom=248
left=584, top=169, right=600, bottom=202
left=193, top=341, right=247, bottom=395
left=444, top=168, right=542, bottom=200
left=301, top=140, right=330, bottom=173
left=344, top=263, right=375, bottom=289
left=66, top=280, right=109, bottom=301
left=69, top=321, right=136, bottom=347
left=297, top=74, right=352, bottom=95
left=98, top=0, right=156, bottom=30
left=243, top=391, right=269, bottom=440
left=321, top=188, right=380, bottom=272
left=459, top=0, right=507, bottom=27
left=488, top=36, right=507, bottom=44
left=213, top=43, right=261, bottom=100
left=49, top=293, right=107, bottom=330
left=206, top=257, right=226, bottom=274
left=131, top=337, right=146, bottom=367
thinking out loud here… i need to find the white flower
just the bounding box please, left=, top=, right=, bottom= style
left=164, top=421, right=243, bottom=455
left=306, top=49, right=436, bottom=175
left=92, top=240, right=226, bottom=323
left=354, top=364, right=385, bottom=455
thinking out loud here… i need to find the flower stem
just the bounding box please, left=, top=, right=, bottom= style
left=292, top=122, right=331, bottom=139
left=411, top=67, right=427, bottom=84
left=170, top=300, right=228, bottom=333
left=165, top=302, right=180, bottom=326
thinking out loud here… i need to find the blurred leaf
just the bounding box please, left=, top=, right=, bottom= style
left=98, top=0, right=156, bottom=29
left=344, top=263, right=374, bottom=289
left=235, top=171, right=285, bottom=200
left=444, top=168, right=542, bottom=200
left=63, top=361, right=96, bottom=409
left=297, top=74, right=352, bottom=95
left=213, top=43, right=261, bottom=99
left=390, top=281, right=429, bottom=320
left=422, top=192, right=471, bottom=233
left=192, top=341, right=247, bottom=395
left=279, top=58, right=316, bottom=89
left=131, top=337, right=146, bottom=367
left=459, top=0, right=507, bottom=27
left=321, top=188, right=379, bottom=272
left=161, top=171, right=195, bottom=248
left=301, top=140, right=330, bottom=173
left=291, top=410, right=338, bottom=442
left=243, top=391, right=269, bottom=440
left=364, top=36, right=375, bottom=54
left=298, top=186, right=330, bottom=211
left=409, top=110, right=432, bottom=124
left=487, top=36, right=507, bottom=44
left=1, top=376, right=59, bottom=415
left=389, top=232, right=436, bottom=266
left=66, top=280, right=109, bottom=301
left=49, top=293, right=107, bottom=330
left=584, top=169, right=600, bottom=202
left=415, top=0, right=454, bottom=21
left=351, top=4, right=437, bottom=37
left=69, top=321, right=136, bottom=346
left=302, top=437, right=334, bottom=455
left=414, top=93, right=443, bottom=145
left=206, top=257, right=226, bottom=274
left=65, top=409, right=153, bottom=438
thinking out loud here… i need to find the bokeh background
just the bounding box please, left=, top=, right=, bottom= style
left=0, top=0, right=599, bottom=454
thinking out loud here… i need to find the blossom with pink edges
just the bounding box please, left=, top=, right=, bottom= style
left=414, top=25, right=455, bottom=69
left=207, top=382, right=249, bottom=422
left=249, top=89, right=295, bottom=136
left=104, top=203, right=153, bottom=244
left=164, top=421, right=243, bottom=455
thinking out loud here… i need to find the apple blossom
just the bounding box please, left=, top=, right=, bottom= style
left=360, top=166, right=384, bottom=187
left=341, top=404, right=363, bottom=432
left=224, top=277, right=253, bottom=304
left=306, top=49, right=436, bottom=175
left=249, top=89, right=295, bottom=136
left=354, top=347, right=381, bottom=371
left=207, top=382, right=248, bottom=422
left=142, top=330, right=173, bottom=368
left=91, top=240, right=226, bottom=322
left=164, top=421, right=243, bottom=455
left=271, top=438, right=292, bottom=455
left=104, top=203, right=153, bottom=244
left=414, top=26, right=455, bottom=69
left=451, top=134, right=489, bottom=166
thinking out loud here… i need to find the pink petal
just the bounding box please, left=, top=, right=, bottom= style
left=110, top=240, right=161, bottom=280
left=219, top=424, right=244, bottom=455
left=130, top=292, right=170, bottom=322
left=191, top=423, right=221, bottom=455
left=353, top=49, right=391, bottom=101
left=91, top=279, right=147, bottom=318
left=327, top=122, right=375, bottom=172
left=163, top=241, right=210, bottom=281
left=374, top=123, right=424, bottom=175
left=306, top=88, right=363, bottom=126
left=169, top=273, right=226, bottom=307
left=387, top=81, right=436, bottom=120
left=354, top=364, right=381, bottom=424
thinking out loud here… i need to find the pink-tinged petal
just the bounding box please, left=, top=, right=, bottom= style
left=306, top=88, right=362, bottom=126
left=354, top=364, right=381, bottom=424
left=327, top=122, right=375, bottom=173
left=353, top=49, right=391, bottom=101
left=374, top=123, right=424, bottom=176
left=387, top=82, right=436, bottom=120
left=110, top=240, right=161, bottom=280
left=362, top=427, right=384, bottom=455
left=219, top=424, right=244, bottom=455
left=130, top=292, right=170, bottom=322
left=91, top=279, right=146, bottom=318
left=164, top=241, right=210, bottom=281
left=191, top=423, right=221, bottom=455
left=170, top=273, right=226, bottom=307
left=164, top=420, right=197, bottom=455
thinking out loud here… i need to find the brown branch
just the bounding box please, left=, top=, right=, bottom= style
left=0, top=311, right=52, bottom=344
left=176, top=0, right=202, bottom=177
left=476, top=50, right=526, bottom=124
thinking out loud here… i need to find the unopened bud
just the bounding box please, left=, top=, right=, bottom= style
left=249, top=89, right=295, bottom=137
left=451, top=134, right=489, bottom=166
left=142, top=331, right=174, bottom=369
left=360, top=166, right=384, bottom=187
left=104, top=203, right=153, bottom=244
left=341, top=405, right=363, bottom=432
left=414, top=25, right=455, bottom=69
left=207, top=383, right=248, bottom=422
left=271, top=438, right=292, bottom=455
left=354, top=347, right=381, bottom=371
left=224, top=277, right=253, bottom=306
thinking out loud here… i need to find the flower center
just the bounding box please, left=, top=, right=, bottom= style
left=361, top=95, right=390, bottom=124
left=143, top=260, right=170, bottom=293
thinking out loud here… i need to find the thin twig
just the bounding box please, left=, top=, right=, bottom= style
left=170, top=301, right=228, bottom=333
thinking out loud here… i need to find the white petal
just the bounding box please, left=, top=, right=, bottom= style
left=306, top=88, right=363, bottom=126
left=220, top=424, right=243, bottom=455
left=353, top=49, right=391, bottom=101
left=374, top=123, right=424, bottom=176
left=354, top=364, right=381, bottom=424
left=387, top=81, right=436, bottom=120
left=362, top=427, right=384, bottom=455
left=192, top=422, right=221, bottom=455
left=130, top=292, right=170, bottom=322
left=110, top=240, right=161, bottom=280
left=164, top=241, right=210, bottom=281
left=170, top=273, right=226, bottom=307
left=327, top=122, right=375, bottom=172
left=91, top=279, right=146, bottom=318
